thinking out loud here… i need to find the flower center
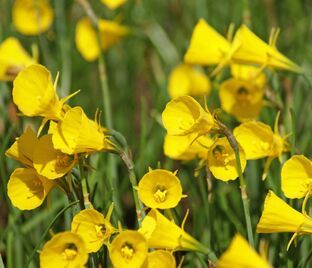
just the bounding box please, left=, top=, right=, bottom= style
left=62, top=243, right=78, bottom=261
left=95, top=224, right=106, bottom=238
left=236, top=87, right=250, bottom=104
left=212, top=145, right=229, bottom=165
left=153, top=185, right=168, bottom=203
left=121, top=242, right=134, bottom=259
left=27, top=178, right=44, bottom=199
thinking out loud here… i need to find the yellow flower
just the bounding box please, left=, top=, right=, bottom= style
left=168, top=64, right=211, bottom=99
left=101, top=0, right=127, bottom=10
left=7, top=167, right=54, bottom=210
left=71, top=208, right=116, bottom=253
left=164, top=133, right=212, bottom=161
left=33, top=134, right=77, bottom=180
left=109, top=230, right=148, bottom=268
left=49, top=106, right=116, bottom=155
left=219, top=78, right=264, bottom=121
left=208, top=137, right=246, bottom=181
left=12, top=0, right=54, bottom=36
left=75, top=17, right=129, bottom=61
left=0, top=37, right=36, bottom=81
left=184, top=19, right=231, bottom=74
left=231, top=25, right=301, bottom=73
left=12, top=64, right=74, bottom=121
left=146, top=250, right=176, bottom=268
left=217, top=234, right=272, bottom=268
left=137, top=169, right=184, bottom=209
left=162, top=96, right=215, bottom=136
left=256, top=191, right=312, bottom=249
left=40, top=231, right=88, bottom=268
left=281, top=155, right=312, bottom=199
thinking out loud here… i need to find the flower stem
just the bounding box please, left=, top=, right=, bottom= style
left=78, top=156, right=91, bottom=209
left=217, top=120, right=255, bottom=248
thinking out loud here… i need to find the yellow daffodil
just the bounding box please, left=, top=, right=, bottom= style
left=33, top=134, right=77, bottom=180
left=71, top=207, right=116, bottom=253
left=217, top=234, right=272, bottom=268
left=12, top=64, right=75, bottom=121
left=75, top=17, right=129, bottom=61
left=256, top=191, right=312, bottom=249
left=208, top=137, right=246, bottom=181
left=109, top=230, right=148, bottom=268
left=0, top=37, right=36, bottom=81
left=49, top=106, right=116, bottom=155
left=184, top=19, right=231, bottom=75
left=146, top=250, right=176, bottom=268
left=7, top=167, right=54, bottom=210
left=12, top=0, right=54, bottom=36
left=231, top=25, right=301, bottom=73
left=164, top=133, right=212, bottom=161
left=281, top=155, right=312, bottom=199
left=40, top=231, right=88, bottom=268
left=137, top=169, right=184, bottom=209
left=162, top=96, right=215, bottom=136
left=101, top=0, right=127, bottom=10
left=168, top=64, right=211, bottom=98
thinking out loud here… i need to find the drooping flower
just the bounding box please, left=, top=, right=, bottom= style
left=146, top=250, right=176, bottom=268
left=40, top=231, right=88, bottom=268
left=75, top=17, right=129, bottom=61
left=137, top=169, right=184, bottom=209
left=12, top=0, right=54, bottom=36
left=71, top=207, right=116, bottom=253
left=0, top=37, right=36, bottom=81
left=217, top=234, right=272, bottom=268
left=49, top=106, right=116, bottom=155
left=162, top=96, right=215, bottom=136
left=100, top=0, right=127, bottom=10
left=231, top=25, right=301, bottom=73
left=109, top=230, right=148, bottom=268
left=168, top=64, right=211, bottom=99
left=208, top=137, right=246, bottom=181
left=281, top=155, right=312, bottom=199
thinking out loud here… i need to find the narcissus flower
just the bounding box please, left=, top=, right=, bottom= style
left=101, top=0, right=127, bottom=9
left=256, top=191, right=312, bottom=249
left=217, top=234, right=272, bottom=268
left=146, top=250, right=176, bottom=268
left=137, top=169, right=184, bottom=209
left=109, top=230, right=148, bottom=268
left=184, top=19, right=231, bottom=75
left=164, top=134, right=212, bottom=161
left=75, top=17, right=129, bottom=61
left=40, top=231, right=88, bottom=268
left=49, top=106, right=116, bottom=155
left=33, top=134, right=77, bottom=180
left=281, top=155, right=312, bottom=199
left=231, top=25, right=301, bottom=73
left=208, top=137, right=246, bottom=181
left=162, top=96, right=215, bottom=136
left=71, top=207, right=116, bottom=253
left=168, top=64, right=211, bottom=98
left=13, top=64, right=75, bottom=121
left=12, top=0, right=54, bottom=36
left=0, top=37, right=36, bottom=81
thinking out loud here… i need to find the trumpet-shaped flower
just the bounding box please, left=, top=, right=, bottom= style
left=281, top=155, right=312, bottom=199
left=217, top=234, right=272, bottom=268
left=12, top=0, right=54, bottom=36
left=33, top=134, right=77, bottom=180
left=146, top=250, right=176, bottom=268
left=0, top=37, right=36, bottom=81
left=7, top=167, right=54, bottom=210
left=208, top=137, right=246, bottom=181
left=164, top=133, right=212, bottom=161
left=137, top=169, right=184, bottom=209
left=168, top=64, right=211, bottom=98
left=71, top=208, right=116, bottom=253
left=231, top=25, right=301, bottom=73
left=49, top=106, right=116, bottom=155
left=109, top=230, right=148, bottom=268
left=40, top=231, right=88, bottom=268
left=162, top=96, right=215, bottom=136
left=101, top=0, right=127, bottom=9
left=75, top=17, right=129, bottom=61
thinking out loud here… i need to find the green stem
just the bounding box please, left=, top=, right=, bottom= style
left=78, top=156, right=91, bottom=208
